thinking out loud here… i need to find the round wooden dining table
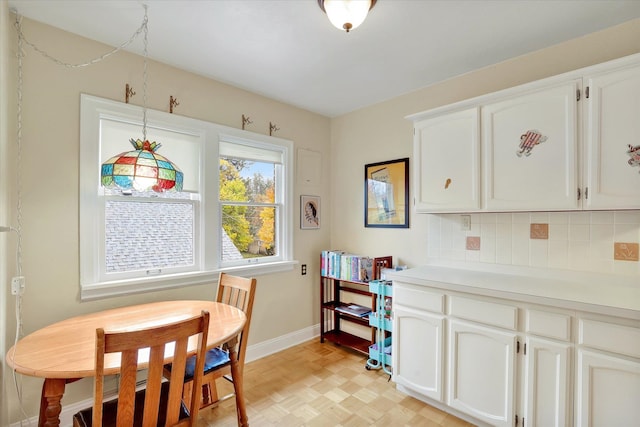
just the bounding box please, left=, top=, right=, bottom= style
left=6, top=300, right=248, bottom=427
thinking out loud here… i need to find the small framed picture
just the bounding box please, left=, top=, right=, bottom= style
left=301, top=195, right=320, bottom=229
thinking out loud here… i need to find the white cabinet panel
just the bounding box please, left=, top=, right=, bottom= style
left=523, top=337, right=571, bottom=427
left=393, top=305, right=444, bottom=402
left=584, top=63, right=640, bottom=209
left=525, top=309, right=572, bottom=342
left=394, top=283, right=444, bottom=314
left=447, top=319, right=516, bottom=427
left=413, top=108, right=480, bottom=212
left=579, top=318, right=640, bottom=359
left=482, top=82, right=580, bottom=211
left=576, top=349, right=640, bottom=427
left=448, top=295, right=518, bottom=330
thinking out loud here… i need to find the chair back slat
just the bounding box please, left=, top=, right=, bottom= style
left=142, top=343, right=167, bottom=426
left=115, top=348, right=139, bottom=425
left=216, top=273, right=256, bottom=367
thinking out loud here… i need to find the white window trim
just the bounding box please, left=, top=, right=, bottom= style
left=80, top=94, right=295, bottom=301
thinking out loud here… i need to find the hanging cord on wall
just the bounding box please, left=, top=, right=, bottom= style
left=13, top=5, right=151, bottom=138
left=10, top=7, right=149, bottom=425
left=11, top=14, right=29, bottom=425
left=12, top=7, right=148, bottom=69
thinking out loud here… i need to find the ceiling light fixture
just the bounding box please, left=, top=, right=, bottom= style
left=318, top=0, right=377, bottom=33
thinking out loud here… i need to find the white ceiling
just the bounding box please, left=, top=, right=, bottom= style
left=8, top=0, right=640, bottom=117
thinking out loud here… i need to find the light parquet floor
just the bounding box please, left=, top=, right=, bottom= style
left=197, top=339, right=475, bottom=427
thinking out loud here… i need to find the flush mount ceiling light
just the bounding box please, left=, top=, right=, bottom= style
left=318, top=0, right=377, bottom=33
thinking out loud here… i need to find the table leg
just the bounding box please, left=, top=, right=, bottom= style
left=228, top=339, right=248, bottom=427
left=38, top=378, right=66, bottom=427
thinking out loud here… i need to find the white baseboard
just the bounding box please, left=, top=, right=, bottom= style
left=11, top=324, right=321, bottom=427
left=245, top=323, right=320, bottom=363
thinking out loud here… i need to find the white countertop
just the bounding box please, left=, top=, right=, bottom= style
left=385, top=262, right=640, bottom=320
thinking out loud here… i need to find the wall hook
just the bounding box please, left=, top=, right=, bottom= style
left=169, top=96, right=180, bottom=114
left=269, top=122, right=280, bottom=136
left=125, top=84, right=136, bottom=104
left=242, top=114, right=253, bottom=130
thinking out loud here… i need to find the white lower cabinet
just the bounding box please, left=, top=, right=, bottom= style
left=575, top=316, right=640, bottom=427
left=447, top=319, right=516, bottom=427
left=576, top=350, right=640, bottom=427
left=393, top=305, right=444, bottom=401
left=523, top=336, right=571, bottom=427
left=393, top=280, right=640, bottom=427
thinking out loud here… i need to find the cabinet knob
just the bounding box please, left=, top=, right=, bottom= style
left=444, top=178, right=452, bottom=189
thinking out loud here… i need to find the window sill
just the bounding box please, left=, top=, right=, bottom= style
left=81, top=260, right=298, bottom=301
left=220, top=260, right=298, bottom=277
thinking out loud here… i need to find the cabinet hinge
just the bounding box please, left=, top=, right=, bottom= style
left=576, top=89, right=580, bottom=101
left=577, top=188, right=581, bottom=201
left=524, top=343, right=527, bottom=355
left=523, top=417, right=525, bottom=427
left=586, top=86, right=590, bottom=99
left=585, top=187, right=588, bottom=200
left=515, top=414, right=519, bottom=426
left=517, top=340, right=520, bottom=353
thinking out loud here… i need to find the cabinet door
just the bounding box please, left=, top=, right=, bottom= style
left=447, top=319, right=516, bottom=427
left=523, top=337, right=571, bottom=427
left=576, top=349, right=640, bottom=427
left=413, top=108, right=480, bottom=212
left=393, top=305, right=444, bottom=402
left=482, top=82, right=580, bottom=211
left=584, top=63, right=640, bottom=209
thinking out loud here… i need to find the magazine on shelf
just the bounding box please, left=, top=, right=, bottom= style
left=335, top=303, right=372, bottom=318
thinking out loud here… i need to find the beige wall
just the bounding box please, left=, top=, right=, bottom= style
left=2, top=5, right=639, bottom=423
left=329, top=19, right=640, bottom=271
left=1, top=13, right=331, bottom=422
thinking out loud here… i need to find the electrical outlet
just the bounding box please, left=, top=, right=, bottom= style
left=301, top=264, right=307, bottom=275
left=461, top=215, right=471, bottom=231
left=11, top=276, right=25, bottom=295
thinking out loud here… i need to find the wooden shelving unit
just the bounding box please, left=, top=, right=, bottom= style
left=320, top=255, right=392, bottom=355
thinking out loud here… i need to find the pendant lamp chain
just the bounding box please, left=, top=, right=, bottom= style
left=142, top=5, right=148, bottom=142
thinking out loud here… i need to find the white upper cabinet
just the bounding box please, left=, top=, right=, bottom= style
left=583, top=62, right=640, bottom=209
left=482, top=82, right=580, bottom=211
left=408, top=53, right=640, bottom=213
left=413, top=108, right=480, bottom=212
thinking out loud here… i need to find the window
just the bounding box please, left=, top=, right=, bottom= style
left=80, top=95, right=294, bottom=300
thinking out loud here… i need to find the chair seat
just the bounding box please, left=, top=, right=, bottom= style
left=73, top=381, right=189, bottom=427
left=179, top=347, right=230, bottom=381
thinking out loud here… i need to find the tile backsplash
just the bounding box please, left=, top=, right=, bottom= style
left=427, top=211, right=640, bottom=276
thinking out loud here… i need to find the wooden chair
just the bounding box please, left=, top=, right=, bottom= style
left=167, top=272, right=256, bottom=412
left=72, top=310, right=210, bottom=427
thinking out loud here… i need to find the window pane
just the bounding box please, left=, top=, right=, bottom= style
left=220, top=156, right=278, bottom=264
left=221, top=204, right=277, bottom=262
left=105, top=200, right=194, bottom=273
left=220, top=158, right=276, bottom=203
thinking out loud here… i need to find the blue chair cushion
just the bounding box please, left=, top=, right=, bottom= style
left=183, top=347, right=230, bottom=381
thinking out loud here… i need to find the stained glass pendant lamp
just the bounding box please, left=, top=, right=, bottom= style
left=101, top=139, right=183, bottom=192
left=100, top=5, right=182, bottom=193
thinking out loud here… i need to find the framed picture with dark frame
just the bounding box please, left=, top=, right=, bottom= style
left=364, top=158, right=409, bottom=228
